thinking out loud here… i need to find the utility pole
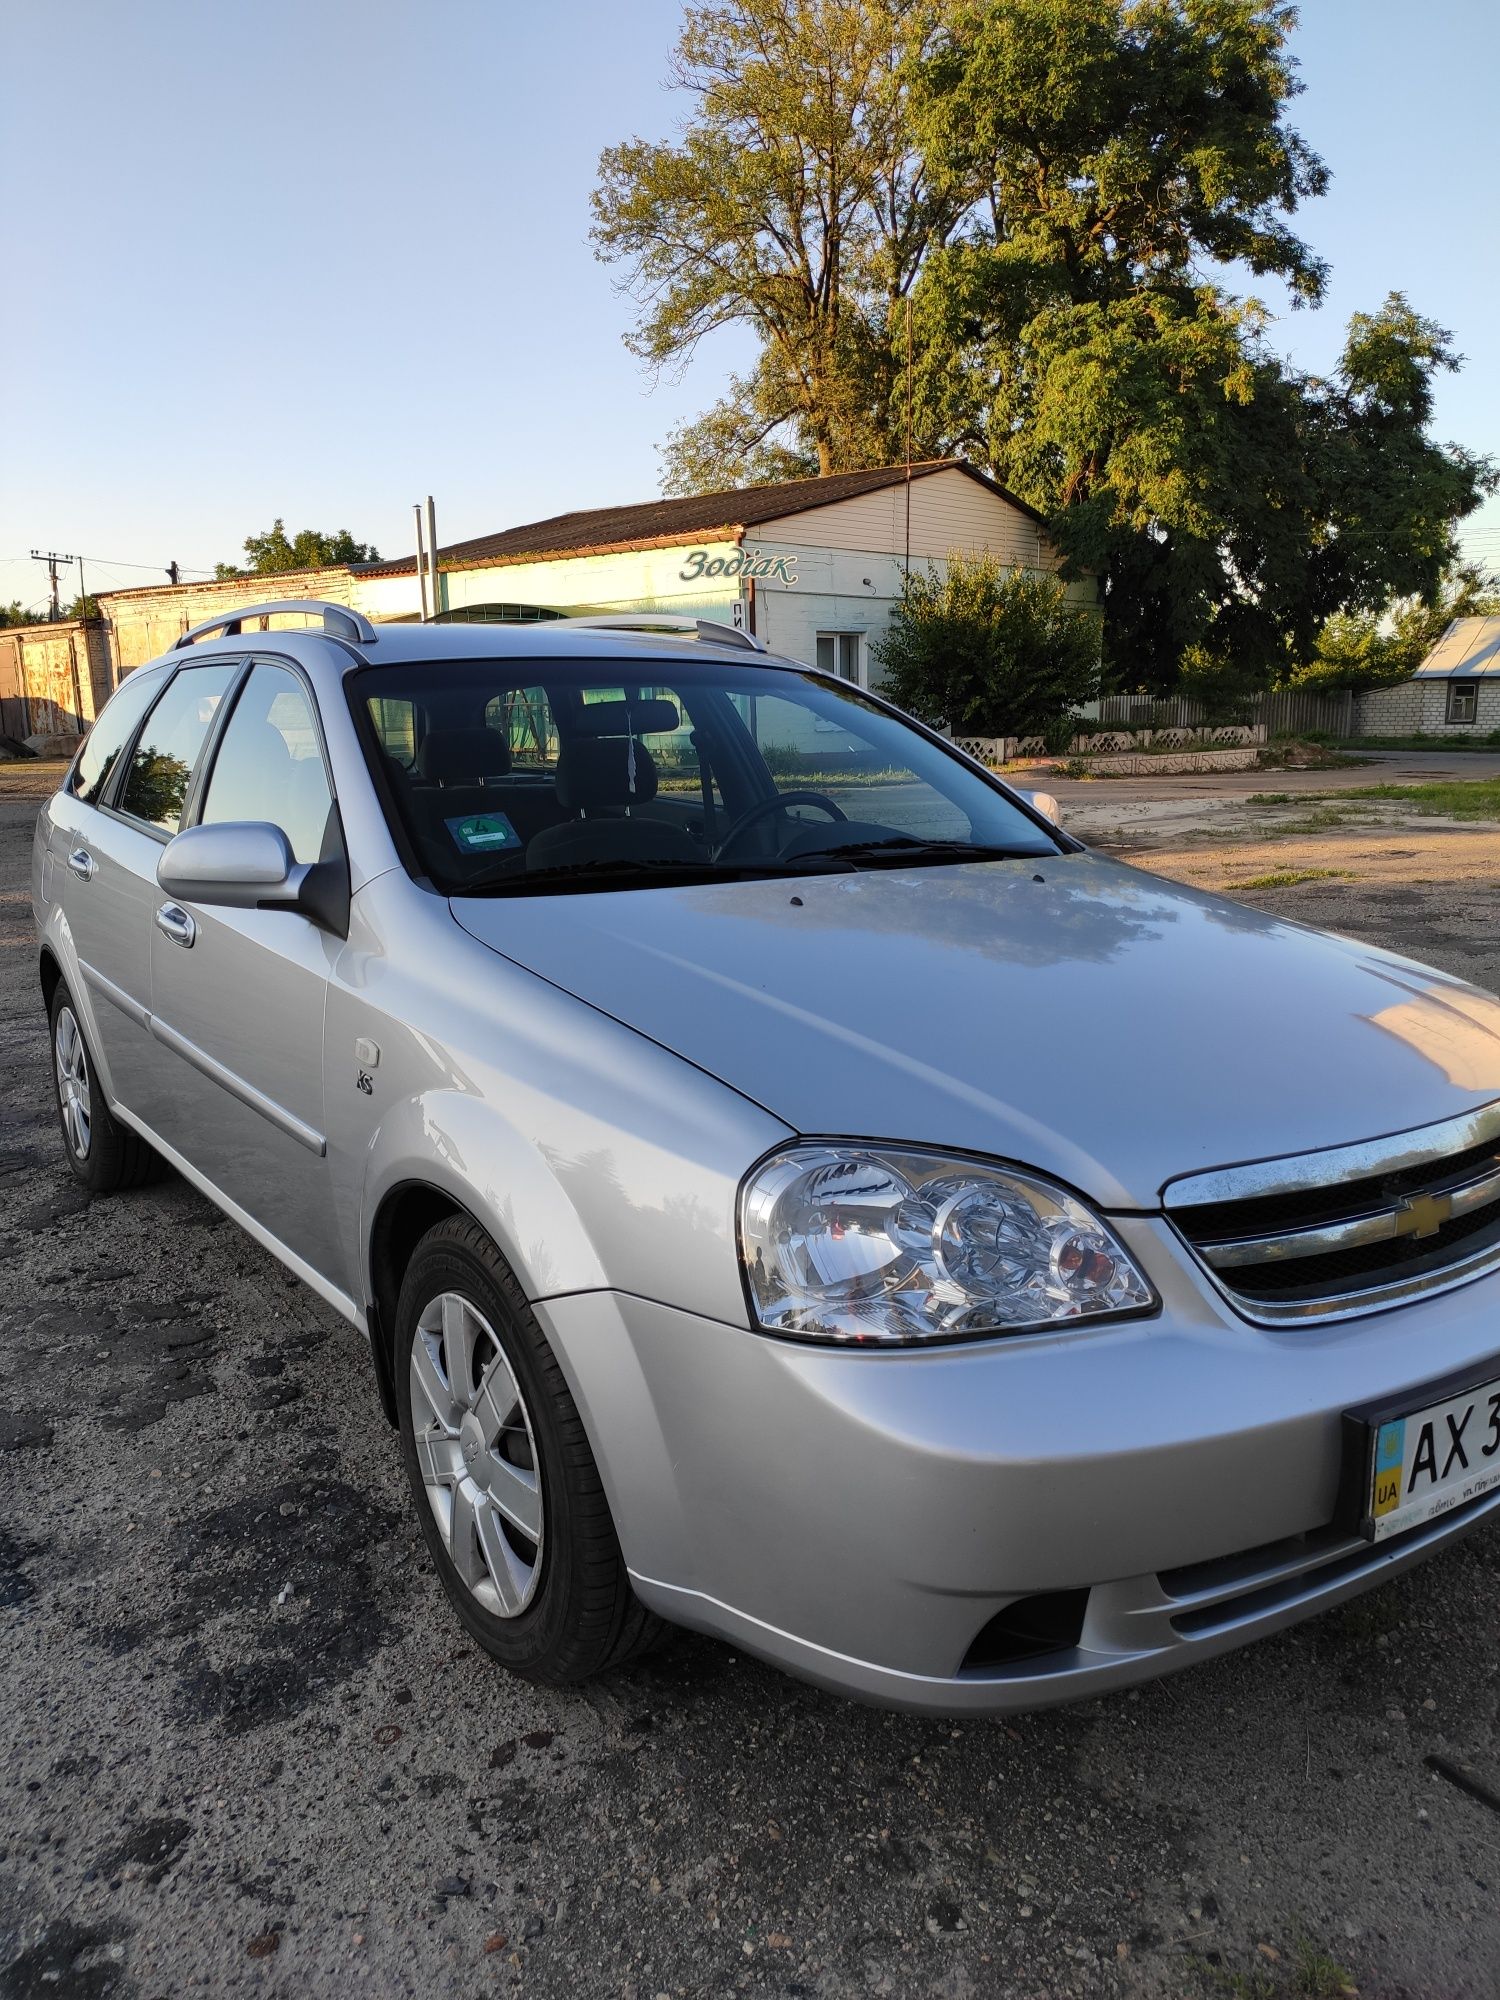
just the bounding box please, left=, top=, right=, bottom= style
left=31, top=549, right=75, bottom=621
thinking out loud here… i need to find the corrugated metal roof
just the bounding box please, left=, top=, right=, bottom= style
left=1415, top=615, right=1500, bottom=677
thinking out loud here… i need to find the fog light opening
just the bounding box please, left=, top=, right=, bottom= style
left=961, top=1589, right=1091, bottom=1672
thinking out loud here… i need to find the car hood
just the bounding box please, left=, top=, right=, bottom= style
left=452, top=853, right=1500, bottom=1209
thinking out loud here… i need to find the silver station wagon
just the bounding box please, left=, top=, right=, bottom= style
left=32, top=601, right=1500, bottom=1711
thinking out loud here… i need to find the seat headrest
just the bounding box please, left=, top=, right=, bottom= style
left=555, top=736, right=659, bottom=812
left=418, top=727, right=512, bottom=785
left=573, top=698, right=681, bottom=739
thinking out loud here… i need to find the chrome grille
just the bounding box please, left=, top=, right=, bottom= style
left=1165, top=1100, right=1500, bottom=1323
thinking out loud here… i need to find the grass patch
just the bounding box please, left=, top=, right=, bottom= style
left=1195, top=1938, right=1358, bottom=2000
left=1333, top=776, right=1500, bottom=821
left=1340, top=731, right=1500, bottom=752
left=1294, top=1941, right=1358, bottom=1999
left=1266, top=806, right=1370, bottom=837
left=1234, top=868, right=1354, bottom=890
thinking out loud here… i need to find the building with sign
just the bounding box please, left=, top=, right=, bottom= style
left=95, top=461, right=1090, bottom=695
left=356, top=459, right=1091, bottom=688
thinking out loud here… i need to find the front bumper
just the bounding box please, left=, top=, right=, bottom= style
left=534, top=1218, right=1500, bottom=1713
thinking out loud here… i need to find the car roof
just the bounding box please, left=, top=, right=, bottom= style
left=145, top=619, right=810, bottom=689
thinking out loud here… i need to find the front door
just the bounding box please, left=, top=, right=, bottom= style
left=57, top=661, right=233, bottom=1112
left=144, top=660, right=348, bottom=1290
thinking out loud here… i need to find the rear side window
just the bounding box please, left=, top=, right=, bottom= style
left=69, top=669, right=164, bottom=807
left=119, top=663, right=236, bottom=835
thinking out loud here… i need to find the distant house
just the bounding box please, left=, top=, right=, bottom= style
left=97, top=461, right=1092, bottom=693
left=1355, top=616, right=1500, bottom=736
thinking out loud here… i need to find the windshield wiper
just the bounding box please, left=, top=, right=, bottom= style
left=457, top=853, right=856, bottom=896
left=813, top=837, right=1055, bottom=868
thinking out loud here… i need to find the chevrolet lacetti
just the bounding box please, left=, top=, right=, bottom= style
left=31, top=601, right=1500, bottom=1710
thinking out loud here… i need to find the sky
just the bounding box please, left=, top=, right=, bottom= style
left=2, top=0, right=1497, bottom=615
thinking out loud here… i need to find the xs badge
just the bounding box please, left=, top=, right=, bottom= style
left=356, top=1070, right=374, bottom=1095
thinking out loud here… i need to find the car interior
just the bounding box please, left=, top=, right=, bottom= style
left=357, top=657, right=1056, bottom=894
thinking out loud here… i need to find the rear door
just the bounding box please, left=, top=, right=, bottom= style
left=143, top=659, right=349, bottom=1289
left=50, top=661, right=231, bottom=1111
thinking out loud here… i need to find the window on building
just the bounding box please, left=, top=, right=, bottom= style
left=1447, top=681, right=1478, bottom=725
left=816, top=632, right=863, bottom=686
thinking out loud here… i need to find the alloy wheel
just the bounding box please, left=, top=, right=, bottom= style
left=408, top=1291, right=543, bottom=1617
left=54, top=1006, right=92, bottom=1161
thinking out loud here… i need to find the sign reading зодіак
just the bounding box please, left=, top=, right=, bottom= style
left=678, top=549, right=799, bottom=583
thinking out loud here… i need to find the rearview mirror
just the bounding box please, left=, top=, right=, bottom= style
left=1018, top=789, right=1063, bottom=826
left=157, top=822, right=348, bottom=935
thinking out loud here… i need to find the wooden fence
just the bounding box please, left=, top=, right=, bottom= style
left=1087, top=689, right=1355, bottom=737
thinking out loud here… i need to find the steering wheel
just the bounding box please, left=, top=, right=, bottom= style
left=712, top=789, right=848, bottom=861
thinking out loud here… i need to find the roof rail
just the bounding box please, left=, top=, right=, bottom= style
left=174, top=599, right=378, bottom=649
left=553, top=612, right=767, bottom=654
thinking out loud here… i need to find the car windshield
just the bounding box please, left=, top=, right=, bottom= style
left=351, top=653, right=1061, bottom=896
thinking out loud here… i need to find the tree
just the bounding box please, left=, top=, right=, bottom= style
left=598, top=0, right=1493, bottom=689
left=873, top=554, right=1101, bottom=740
left=592, top=0, right=956, bottom=489
left=66, top=594, right=101, bottom=621
left=1288, top=562, right=1500, bottom=692
left=905, top=5, right=1489, bottom=689
left=0, top=601, right=40, bottom=629
left=215, top=519, right=380, bottom=580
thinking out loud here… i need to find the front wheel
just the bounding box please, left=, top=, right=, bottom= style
left=394, top=1215, right=662, bottom=1683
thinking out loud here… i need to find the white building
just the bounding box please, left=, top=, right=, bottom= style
left=357, top=459, right=1093, bottom=688
left=1354, top=616, right=1500, bottom=736
left=96, top=461, right=1091, bottom=698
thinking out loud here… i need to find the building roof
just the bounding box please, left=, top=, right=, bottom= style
left=361, top=460, right=1050, bottom=578
left=1415, top=615, right=1500, bottom=678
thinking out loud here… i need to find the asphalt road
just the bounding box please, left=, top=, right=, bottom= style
left=3, top=758, right=1499, bottom=2000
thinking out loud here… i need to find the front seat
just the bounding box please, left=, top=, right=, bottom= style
left=526, top=738, right=698, bottom=871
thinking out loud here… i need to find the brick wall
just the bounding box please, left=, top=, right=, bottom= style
left=0, top=620, right=114, bottom=740
left=1354, top=680, right=1500, bottom=736
left=99, top=569, right=361, bottom=676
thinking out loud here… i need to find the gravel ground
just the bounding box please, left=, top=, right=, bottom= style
left=3, top=757, right=1499, bottom=2000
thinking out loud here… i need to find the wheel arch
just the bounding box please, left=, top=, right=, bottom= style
left=39, top=944, right=62, bottom=1017
left=365, top=1180, right=490, bottom=1427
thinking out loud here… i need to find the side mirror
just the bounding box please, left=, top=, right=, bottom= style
left=157, top=822, right=348, bottom=935
left=1018, top=789, right=1063, bottom=827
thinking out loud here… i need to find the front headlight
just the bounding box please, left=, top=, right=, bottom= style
left=739, top=1144, right=1156, bottom=1345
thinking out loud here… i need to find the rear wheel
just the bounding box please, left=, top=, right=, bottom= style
left=394, top=1215, right=662, bottom=1683
left=48, top=982, right=162, bottom=1193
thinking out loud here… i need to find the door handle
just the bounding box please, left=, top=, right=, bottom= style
left=154, top=902, right=197, bottom=949
left=67, top=848, right=95, bottom=880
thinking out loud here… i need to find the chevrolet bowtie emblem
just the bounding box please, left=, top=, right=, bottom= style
left=1393, top=1191, right=1452, bottom=1240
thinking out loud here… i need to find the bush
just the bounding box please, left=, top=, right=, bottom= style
left=873, top=555, right=1100, bottom=741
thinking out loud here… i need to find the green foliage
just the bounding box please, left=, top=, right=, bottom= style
left=591, top=0, right=953, bottom=488
left=1289, top=562, right=1500, bottom=691
left=0, top=600, right=39, bottom=629
left=66, top=594, right=101, bottom=621
left=215, top=518, right=380, bottom=580
left=597, top=0, right=1493, bottom=690
left=873, top=554, right=1100, bottom=737
left=121, top=751, right=190, bottom=828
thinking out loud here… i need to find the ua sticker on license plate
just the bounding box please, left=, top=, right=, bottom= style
left=1351, top=1367, right=1500, bottom=1542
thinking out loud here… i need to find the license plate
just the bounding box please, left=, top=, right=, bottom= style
left=1348, top=1365, right=1500, bottom=1542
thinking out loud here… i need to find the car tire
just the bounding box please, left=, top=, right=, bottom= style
left=48, top=981, right=163, bottom=1193
left=394, top=1215, right=664, bottom=1684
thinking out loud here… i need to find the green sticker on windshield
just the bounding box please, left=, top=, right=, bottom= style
left=446, top=811, right=521, bottom=854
